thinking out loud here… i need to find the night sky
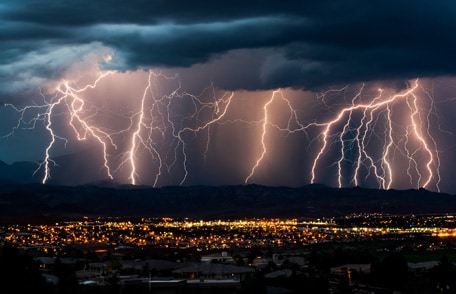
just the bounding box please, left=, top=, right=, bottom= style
left=1, top=1, right=455, bottom=194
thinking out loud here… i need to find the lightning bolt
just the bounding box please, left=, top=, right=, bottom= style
left=119, top=70, right=236, bottom=186
left=245, top=89, right=306, bottom=184
left=1, top=68, right=443, bottom=193
left=308, top=79, right=440, bottom=191
left=175, top=90, right=235, bottom=185
left=126, top=72, right=153, bottom=186
left=245, top=79, right=441, bottom=192
left=2, top=99, right=63, bottom=184
left=2, top=69, right=241, bottom=186
left=56, top=71, right=117, bottom=183
left=2, top=71, right=116, bottom=184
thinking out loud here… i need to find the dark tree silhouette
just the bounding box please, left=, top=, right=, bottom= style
left=427, top=255, right=456, bottom=294
left=0, top=244, right=53, bottom=293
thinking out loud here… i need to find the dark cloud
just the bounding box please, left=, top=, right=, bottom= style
left=1, top=1, right=456, bottom=193
left=1, top=0, right=456, bottom=95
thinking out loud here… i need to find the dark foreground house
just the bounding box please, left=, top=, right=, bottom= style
left=172, top=263, right=255, bottom=281
left=146, top=278, right=242, bottom=294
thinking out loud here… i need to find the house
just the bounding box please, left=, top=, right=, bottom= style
left=172, top=263, right=254, bottom=281
left=330, top=264, right=371, bottom=275
left=120, top=259, right=183, bottom=276
left=34, top=256, right=80, bottom=272
left=407, top=260, right=440, bottom=274
left=201, top=251, right=234, bottom=264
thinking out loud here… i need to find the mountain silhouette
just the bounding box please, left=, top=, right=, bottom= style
left=0, top=182, right=455, bottom=224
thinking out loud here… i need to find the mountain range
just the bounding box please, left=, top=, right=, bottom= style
left=0, top=151, right=110, bottom=186
left=0, top=179, right=455, bottom=224
left=1, top=153, right=456, bottom=223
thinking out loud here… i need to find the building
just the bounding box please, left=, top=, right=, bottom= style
left=172, top=263, right=254, bottom=281
left=201, top=251, right=234, bottom=264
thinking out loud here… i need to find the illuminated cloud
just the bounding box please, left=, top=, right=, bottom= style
left=1, top=0, right=456, bottom=94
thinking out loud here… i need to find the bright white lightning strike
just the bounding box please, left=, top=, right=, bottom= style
left=245, top=89, right=302, bottom=183
left=2, top=70, right=238, bottom=187
left=1, top=71, right=443, bottom=192
left=244, top=79, right=441, bottom=192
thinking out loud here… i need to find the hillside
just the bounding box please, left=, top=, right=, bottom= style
left=0, top=182, right=455, bottom=224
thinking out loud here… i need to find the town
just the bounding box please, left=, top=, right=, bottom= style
left=1, top=214, right=456, bottom=293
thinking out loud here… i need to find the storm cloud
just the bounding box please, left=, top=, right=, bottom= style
left=2, top=0, right=456, bottom=96
left=1, top=1, right=456, bottom=193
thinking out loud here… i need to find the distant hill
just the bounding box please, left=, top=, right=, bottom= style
left=0, top=182, right=455, bottom=224
left=0, top=150, right=111, bottom=186
left=0, top=160, right=42, bottom=184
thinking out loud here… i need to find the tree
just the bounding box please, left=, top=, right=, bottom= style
left=371, top=253, right=409, bottom=290
left=53, top=257, right=80, bottom=294
left=0, top=244, right=53, bottom=292
left=427, top=255, right=456, bottom=294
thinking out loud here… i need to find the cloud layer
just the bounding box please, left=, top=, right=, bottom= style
left=1, top=1, right=456, bottom=193
left=2, top=1, right=456, bottom=94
